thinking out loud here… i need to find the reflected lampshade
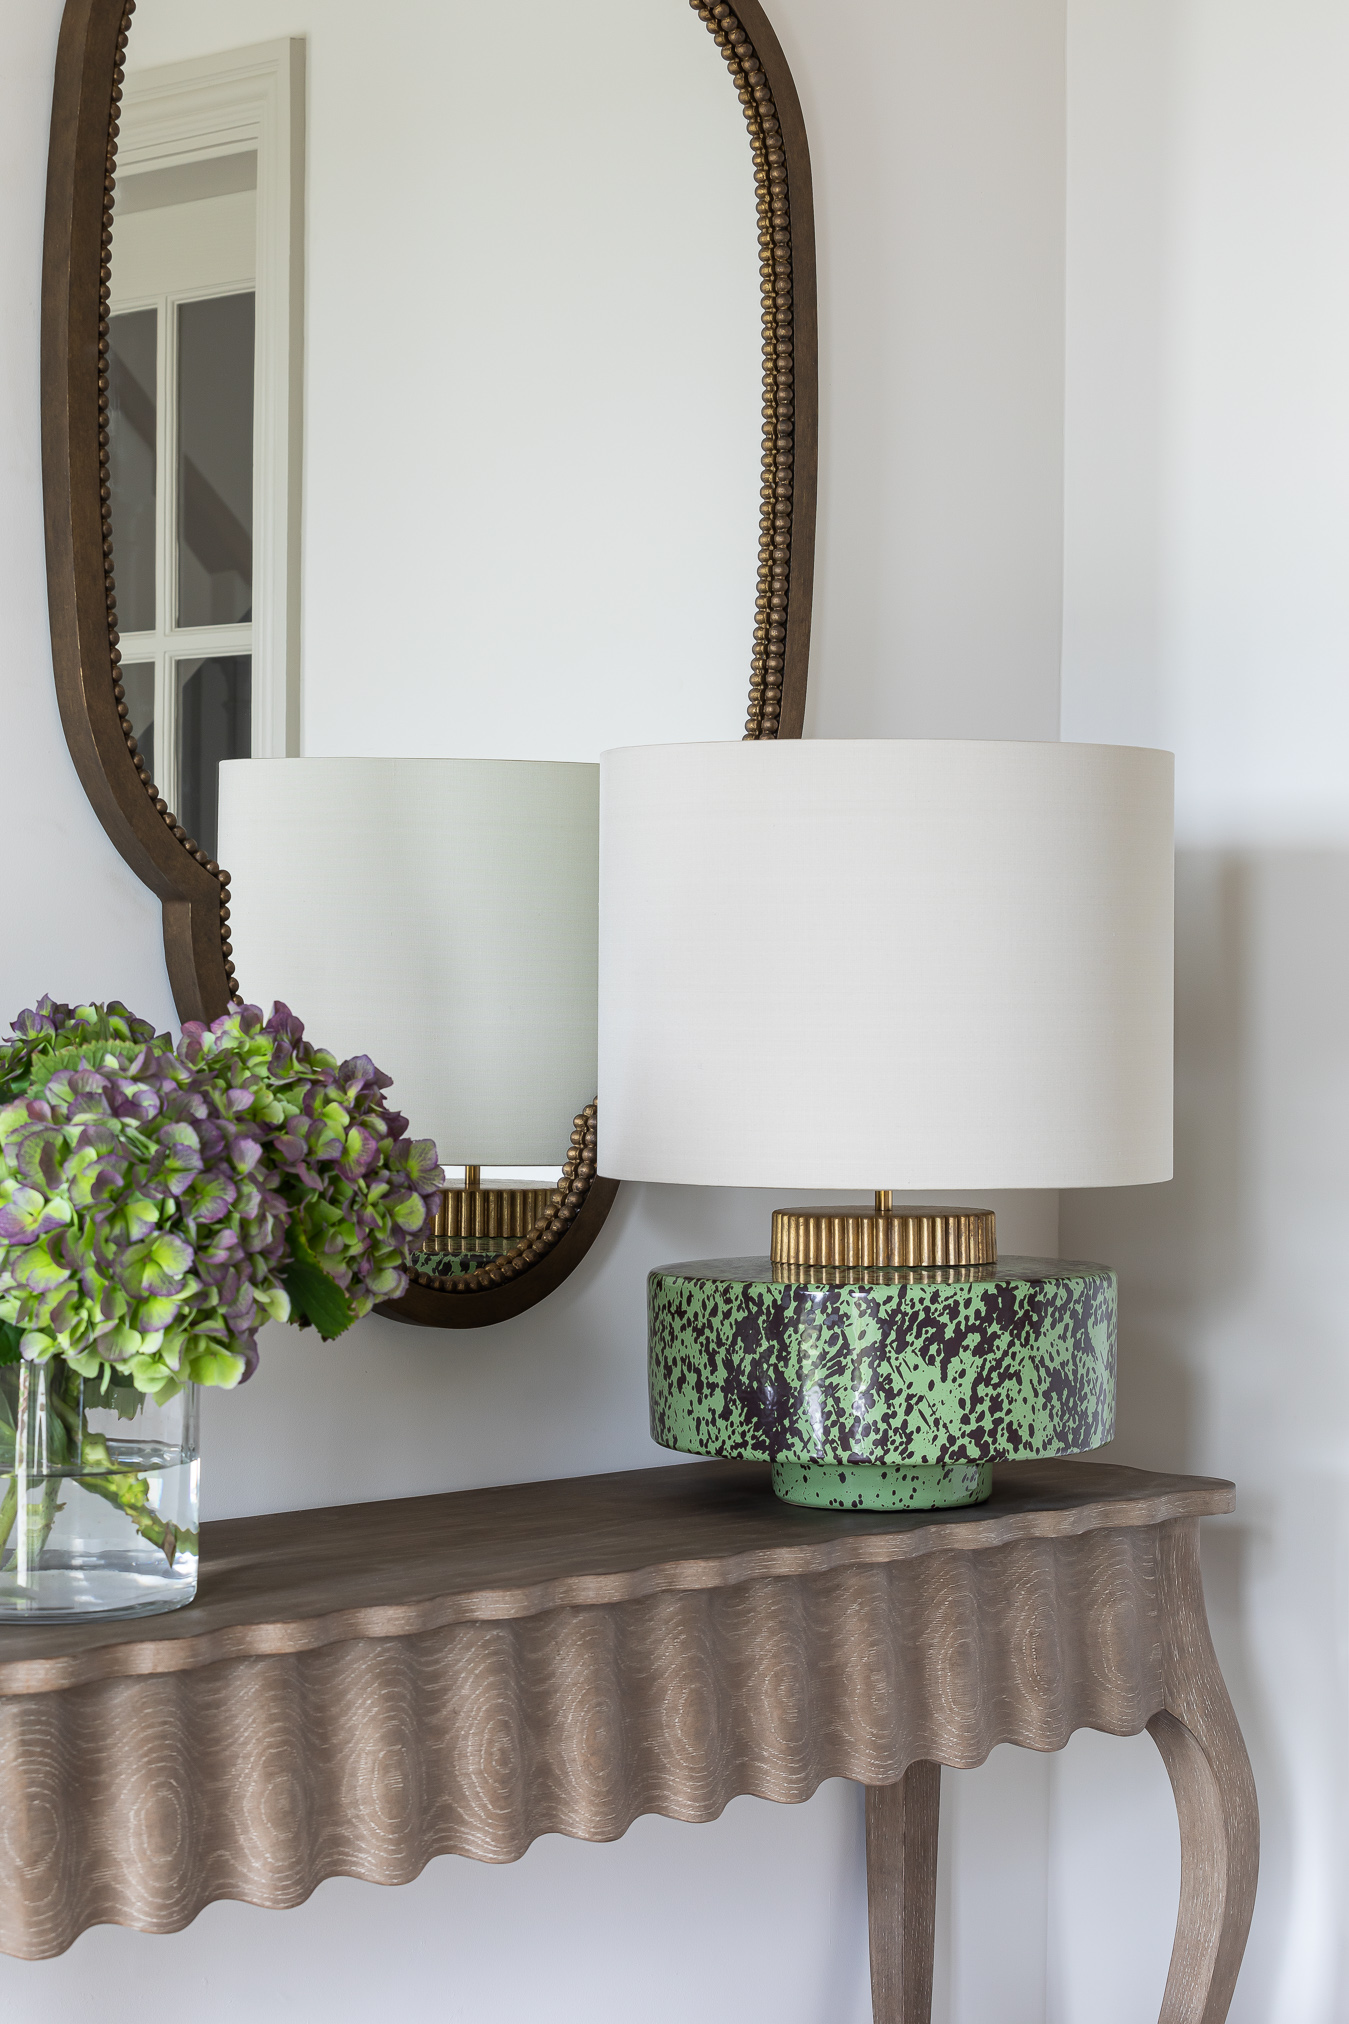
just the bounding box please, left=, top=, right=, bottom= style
left=218, top=757, right=598, bottom=1165
left=598, top=739, right=1174, bottom=1190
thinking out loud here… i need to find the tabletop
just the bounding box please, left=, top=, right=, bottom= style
left=0, top=1455, right=1234, bottom=1696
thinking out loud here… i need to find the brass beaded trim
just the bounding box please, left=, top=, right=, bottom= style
left=692, top=0, right=796, bottom=740
left=98, top=2, right=797, bottom=1297
left=409, top=1102, right=599, bottom=1296
left=770, top=1207, right=999, bottom=1272
left=98, top=0, right=239, bottom=1002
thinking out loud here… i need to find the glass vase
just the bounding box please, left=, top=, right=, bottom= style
left=0, top=1358, right=199, bottom=1622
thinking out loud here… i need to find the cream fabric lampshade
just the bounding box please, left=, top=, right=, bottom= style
left=217, top=758, right=598, bottom=1165
left=598, top=739, right=1173, bottom=1190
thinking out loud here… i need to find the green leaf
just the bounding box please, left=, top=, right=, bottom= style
left=282, top=1257, right=355, bottom=1342
left=0, top=1321, right=22, bottom=1368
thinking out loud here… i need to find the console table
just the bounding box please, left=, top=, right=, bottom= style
left=0, top=1458, right=1257, bottom=2020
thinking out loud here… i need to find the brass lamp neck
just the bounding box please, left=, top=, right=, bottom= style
left=771, top=1201, right=997, bottom=1272
left=423, top=1166, right=556, bottom=1251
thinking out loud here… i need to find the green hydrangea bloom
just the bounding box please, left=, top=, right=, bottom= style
left=0, top=998, right=443, bottom=1396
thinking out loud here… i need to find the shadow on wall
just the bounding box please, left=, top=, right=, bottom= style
left=1060, top=848, right=1349, bottom=2023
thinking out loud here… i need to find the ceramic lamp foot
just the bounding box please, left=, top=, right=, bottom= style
left=770, top=1457, right=993, bottom=1512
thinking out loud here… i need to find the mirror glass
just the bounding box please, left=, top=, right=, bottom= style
left=108, top=0, right=766, bottom=1266
left=108, top=148, right=259, bottom=840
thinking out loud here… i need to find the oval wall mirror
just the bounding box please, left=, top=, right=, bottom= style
left=42, top=0, right=816, bottom=1326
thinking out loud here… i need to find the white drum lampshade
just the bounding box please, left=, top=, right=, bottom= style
left=598, top=739, right=1174, bottom=1191
left=218, top=757, right=599, bottom=1165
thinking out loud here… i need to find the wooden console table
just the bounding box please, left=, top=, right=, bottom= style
left=0, top=1458, right=1257, bottom=2020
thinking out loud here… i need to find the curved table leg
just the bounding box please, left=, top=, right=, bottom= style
left=865, top=1762, right=941, bottom=2024
left=1151, top=1520, right=1260, bottom=2023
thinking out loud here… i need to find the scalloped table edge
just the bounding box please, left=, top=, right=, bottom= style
left=0, top=1457, right=1234, bottom=1696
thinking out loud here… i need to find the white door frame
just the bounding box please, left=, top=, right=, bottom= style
left=118, top=39, right=305, bottom=768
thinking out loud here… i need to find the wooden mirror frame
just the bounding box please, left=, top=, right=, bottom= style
left=41, top=0, right=818, bottom=1328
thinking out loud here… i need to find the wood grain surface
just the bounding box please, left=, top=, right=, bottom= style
left=0, top=1459, right=1254, bottom=1998
left=1148, top=1521, right=1260, bottom=2023
left=866, top=1763, right=941, bottom=2023
left=0, top=1459, right=1231, bottom=1694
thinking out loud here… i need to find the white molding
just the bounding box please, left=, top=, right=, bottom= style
left=120, top=40, right=305, bottom=772
left=121, top=626, right=254, bottom=661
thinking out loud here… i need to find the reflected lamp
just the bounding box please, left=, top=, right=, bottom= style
left=218, top=756, right=599, bottom=1273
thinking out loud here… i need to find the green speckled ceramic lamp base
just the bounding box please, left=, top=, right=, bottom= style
left=771, top=1457, right=994, bottom=1511
left=410, top=1238, right=519, bottom=1279
left=647, top=1255, right=1117, bottom=1512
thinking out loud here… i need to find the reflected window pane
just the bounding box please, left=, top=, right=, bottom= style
left=107, top=311, right=157, bottom=634
left=177, top=655, right=251, bottom=858
left=120, top=660, right=155, bottom=783
left=177, top=293, right=254, bottom=627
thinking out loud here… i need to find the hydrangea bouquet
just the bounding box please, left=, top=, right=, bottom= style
left=0, top=998, right=442, bottom=1617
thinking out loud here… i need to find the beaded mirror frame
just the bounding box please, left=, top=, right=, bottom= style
left=40, top=0, right=818, bottom=1328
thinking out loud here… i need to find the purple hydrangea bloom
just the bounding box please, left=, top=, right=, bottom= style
left=0, top=999, right=443, bottom=1396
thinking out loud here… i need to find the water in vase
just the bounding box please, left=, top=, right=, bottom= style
left=0, top=1360, right=200, bottom=1622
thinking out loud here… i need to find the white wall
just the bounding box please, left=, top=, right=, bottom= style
left=2, top=2, right=1070, bottom=2019
left=1054, top=1, right=1349, bottom=2019
left=804, top=0, right=1066, bottom=745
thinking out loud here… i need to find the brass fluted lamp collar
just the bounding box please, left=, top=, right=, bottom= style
left=421, top=1170, right=555, bottom=1255
left=769, top=1202, right=997, bottom=1272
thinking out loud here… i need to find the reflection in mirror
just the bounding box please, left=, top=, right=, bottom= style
left=106, top=309, right=156, bottom=633
left=178, top=655, right=253, bottom=854
left=89, top=0, right=811, bottom=1317
left=218, top=755, right=600, bottom=1283
left=176, top=293, right=255, bottom=630
left=108, top=125, right=259, bottom=854
left=113, top=5, right=761, bottom=769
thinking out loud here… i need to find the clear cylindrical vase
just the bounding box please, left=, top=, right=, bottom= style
left=0, top=1358, right=199, bottom=1622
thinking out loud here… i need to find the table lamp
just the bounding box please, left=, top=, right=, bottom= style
left=598, top=738, right=1173, bottom=1511
left=218, top=756, right=598, bottom=1271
